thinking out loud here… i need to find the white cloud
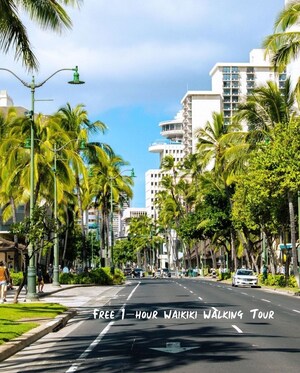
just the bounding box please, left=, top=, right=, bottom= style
left=1, top=0, right=285, bottom=114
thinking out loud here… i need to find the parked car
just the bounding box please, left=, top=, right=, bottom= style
left=123, top=267, right=132, bottom=277
left=132, top=268, right=144, bottom=278
left=162, top=268, right=171, bottom=278
left=154, top=269, right=161, bottom=278
left=232, top=269, right=258, bottom=287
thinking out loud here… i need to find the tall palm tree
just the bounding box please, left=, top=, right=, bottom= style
left=57, top=103, right=108, bottom=266
left=89, top=154, right=134, bottom=267
left=194, top=112, right=243, bottom=270
left=234, top=79, right=296, bottom=144
left=263, top=0, right=300, bottom=73
left=0, top=0, right=82, bottom=70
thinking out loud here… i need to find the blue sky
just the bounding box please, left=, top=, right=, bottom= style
left=0, top=0, right=284, bottom=206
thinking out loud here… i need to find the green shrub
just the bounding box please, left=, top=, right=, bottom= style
left=58, top=267, right=125, bottom=285
left=219, top=271, right=231, bottom=280
left=9, top=270, right=23, bottom=286
left=258, top=273, right=298, bottom=288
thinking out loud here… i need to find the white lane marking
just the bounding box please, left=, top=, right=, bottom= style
left=127, top=282, right=140, bottom=301
left=232, top=325, right=243, bottom=334
left=190, top=290, right=194, bottom=294
left=65, top=321, right=114, bottom=372
left=293, top=309, right=300, bottom=314
left=66, top=283, right=140, bottom=372
left=261, top=299, right=271, bottom=303
left=198, top=296, right=203, bottom=301
left=241, top=292, right=249, bottom=296
left=211, top=307, right=218, bottom=311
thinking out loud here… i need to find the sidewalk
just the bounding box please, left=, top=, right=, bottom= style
left=0, top=283, right=111, bottom=362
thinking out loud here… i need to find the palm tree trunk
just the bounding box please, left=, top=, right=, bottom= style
left=76, top=175, right=86, bottom=267
left=230, top=230, right=237, bottom=271
left=288, top=191, right=300, bottom=286
left=10, top=197, right=20, bottom=271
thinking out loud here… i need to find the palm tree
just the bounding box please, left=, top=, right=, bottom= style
left=234, top=79, right=296, bottom=144
left=0, top=0, right=82, bottom=70
left=89, top=154, right=134, bottom=267
left=57, top=103, right=108, bottom=266
left=194, top=112, right=244, bottom=270
left=263, top=0, right=300, bottom=73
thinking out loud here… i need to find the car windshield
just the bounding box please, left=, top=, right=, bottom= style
left=237, top=270, right=253, bottom=276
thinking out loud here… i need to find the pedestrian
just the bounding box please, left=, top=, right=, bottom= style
left=0, top=260, right=10, bottom=303
left=47, top=263, right=53, bottom=283
left=37, top=264, right=44, bottom=293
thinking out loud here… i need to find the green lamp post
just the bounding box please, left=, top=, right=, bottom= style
left=0, top=66, right=84, bottom=299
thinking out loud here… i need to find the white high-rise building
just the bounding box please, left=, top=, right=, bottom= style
left=181, top=49, right=287, bottom=155
left=210, top=49, right=286, bottom=124
left=146, top=110, right=184, bottom=218
left=181, top=91, right=221, bottom=156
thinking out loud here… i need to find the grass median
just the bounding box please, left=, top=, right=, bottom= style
left=0, top=303, right=68, bottom=345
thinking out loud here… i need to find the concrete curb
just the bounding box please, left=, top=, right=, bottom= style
left=0, top=308, right=76, bottom=362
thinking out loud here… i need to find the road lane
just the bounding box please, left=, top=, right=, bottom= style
left=0, top=278, right=299, bottom=372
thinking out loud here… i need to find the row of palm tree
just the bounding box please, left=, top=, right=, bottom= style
left=0, top=103, right=134, bottom=268
left=149, top=78, right=299, bottom=283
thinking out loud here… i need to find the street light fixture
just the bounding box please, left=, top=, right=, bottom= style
left=0, top=66, right=84, bottom=299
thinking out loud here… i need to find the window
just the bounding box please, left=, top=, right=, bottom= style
left=223, top=74, right=231, bottom=81
left=232, top=74, right=239, bottom=80
left=279, top=74, right=286, bottom=81
left=223, top=89, right=230, bottom=95
left=223, top=66, right=230, bottom=73
left=223, top=81, right=230, bottom=87
left=232, top=66, right=239, bottom=73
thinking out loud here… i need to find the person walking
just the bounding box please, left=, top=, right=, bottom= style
left=37, top=264, right=44, bottom=293
left=0, top=261, right=10, bottom=303
left=47, top=263, right=53, bottom=283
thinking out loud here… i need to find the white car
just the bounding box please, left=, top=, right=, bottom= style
left=232, top=269, right=258, bottom=287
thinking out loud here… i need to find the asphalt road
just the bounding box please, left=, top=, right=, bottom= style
left=0, top=277, right=299, bottom=373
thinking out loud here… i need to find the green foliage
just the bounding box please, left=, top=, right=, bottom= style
left=59, top=267, right=124, bottom=285
left=10, top=205, right=59, bottom=256
left=258, top=273, right=298, bottom=288
left=9, top=270, right=23, bottom=286
left=218, top=271, right=231, bottom=280
left=113, top=239, right=136, bottom=265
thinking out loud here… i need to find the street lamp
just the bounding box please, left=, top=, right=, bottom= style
left=0, top=66, right=84, bottom=299
left=109, top=168, right=135, bottom=274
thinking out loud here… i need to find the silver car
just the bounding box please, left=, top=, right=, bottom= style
left=232, top=269, right=258, bottom=287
